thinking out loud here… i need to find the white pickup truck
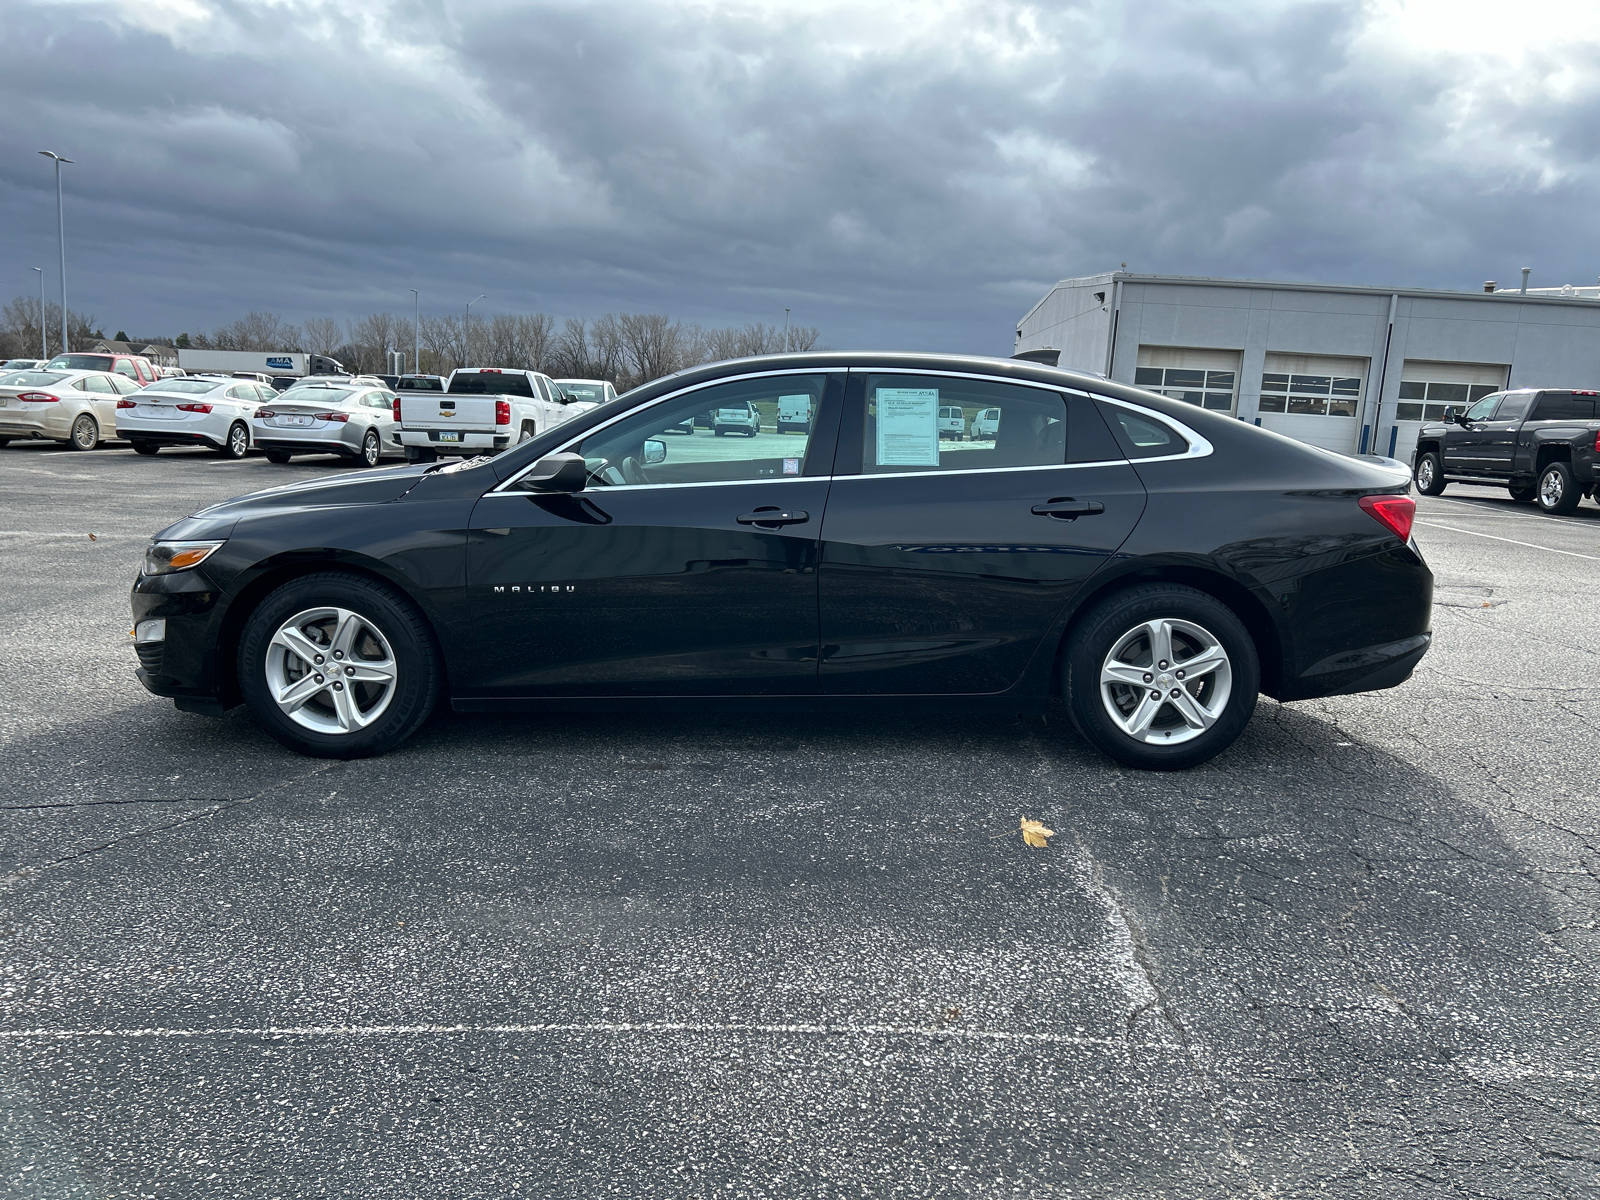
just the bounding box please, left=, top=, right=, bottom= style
left=395, top=368, right=588, bottom=460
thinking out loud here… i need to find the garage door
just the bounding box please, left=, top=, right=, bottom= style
left=1388, top=360, right=1508, bottom=461
left=1134, top=347, right=1240, bottom=415
left=1256, top=353, right=1368, bottom=453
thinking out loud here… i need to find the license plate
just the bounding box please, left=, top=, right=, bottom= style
left=284, top=415, right=311, bottom=426
left=438, top=431, right=460, bottom=442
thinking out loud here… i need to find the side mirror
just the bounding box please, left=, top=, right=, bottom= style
left=515, top=452, right=588, bottom=493
left=643, top=438, right=666, bottom=465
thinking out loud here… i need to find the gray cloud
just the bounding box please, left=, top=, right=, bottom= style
left=3, top=0, right=1599, bottom=353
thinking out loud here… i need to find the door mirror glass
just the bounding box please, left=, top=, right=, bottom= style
left=515, top=452, right=589, bottom=493
left=642, top=438, right=666, bottom=465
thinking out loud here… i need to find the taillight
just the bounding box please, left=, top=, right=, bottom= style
left=116, top=399, right=136, bottom=409
left=176, top=403, right=213, bottom=414
left=17, top=392, right=58, bottom=403
left=495, top=400, right=510, bottom=425
left=255, top=408, right=276, bottom=418
left=1594, top=430, right=1600, bottom=453
left=392, top=397, right=401, bottom=423
left=312, top=411, right=350, bottom=423
left=1359, top=493, right=1415, bottom=541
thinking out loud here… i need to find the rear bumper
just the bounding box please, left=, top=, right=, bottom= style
left=117, top=428, right=225, bottom=449
left=398, top=430, right=510, bottom=453
left=254, top=436, right=356, bottom=456
left=0, top=414, right=69, bottom=439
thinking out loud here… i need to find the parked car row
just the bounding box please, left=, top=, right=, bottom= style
left=0, top=364, right=622, bottom=464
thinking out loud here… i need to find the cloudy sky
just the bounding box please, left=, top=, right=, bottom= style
left=3, top=0, right=1599, bottom=353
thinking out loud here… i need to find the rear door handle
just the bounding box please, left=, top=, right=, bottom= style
left=1031, top=498, right=1105, bottom=519
left=737, top=507, right=810, bottom=526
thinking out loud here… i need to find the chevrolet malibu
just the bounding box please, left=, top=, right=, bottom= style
left=117, top=375, right=278, bottom=458
left=130, top=352, right=1432, bottom=770
left=251, top=380, right=401, bottom=467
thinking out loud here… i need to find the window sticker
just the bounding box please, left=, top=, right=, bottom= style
left=783, top=457, right=800, bottom=475
left=875, top=387, right=940, bottom=466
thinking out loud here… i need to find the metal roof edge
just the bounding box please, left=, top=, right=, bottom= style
left=1093, top=272, right=1600, bottom=309
left=1015, top=272, right=1125, bottom=329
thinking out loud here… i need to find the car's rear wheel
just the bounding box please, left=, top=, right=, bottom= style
left=519, top=421, right=535, bottom=444
left=1413, top=452, right=1446, bottom=495
left=404, top=446, right=438, bottom=463
left=1537, top=461, right=1581, bottom=515
left=1508, top=481, right=1537, bottom=503
left=357, top=428, right=381, bottom=468
left=219, top=422, right=249, bottom=459
left=237, top=572, right=440, bottom=758
left=1064, top=584, right=1259, bottom=770
left=69, top=414, right=99, bottom=451
left=266, top=450, right=292, bottom=464
left=131, top=441, right=158, bottom=456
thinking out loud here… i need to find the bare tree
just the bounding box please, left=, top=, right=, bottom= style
left=0, top=296, right=100, bottom=357
left=208, top=312, right=302, bottom=352
left=618, top=313, right=684, bottom=387
left=303, top=317, right=344, bottom=358
left=420, top=314, right=462, bottom=374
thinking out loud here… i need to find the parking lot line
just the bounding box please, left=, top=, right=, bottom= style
left=1423, top=495, right=1594, bottom=525
left=0, top=1019, right=1124, bottom=1049
left=1414, top=519, right=1600, bottom=560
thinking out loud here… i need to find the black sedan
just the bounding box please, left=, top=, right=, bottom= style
left=130, top=353, right=1432, bottom=770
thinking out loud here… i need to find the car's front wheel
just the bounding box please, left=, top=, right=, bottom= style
left=1063, top=584, right=1259, bottom=770
left=1537, top=461, right=1581, bottom=515
left=238, top=572, right=440, bottom=758
left=1413, top=452, right=1446, bottom=495
left=1508, top=481, right=1537, bottom=503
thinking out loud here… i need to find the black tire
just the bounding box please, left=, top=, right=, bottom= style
left=747, top=427, right=758, bottom=437
left=404, top=446, right=438, bottom=463
left=358, top=428, right=381, bottom=468
left=0, top=437, right=11, bottom=448
left=237, top=571, right=441, bottom=758
left=1063, top=583, right=1259, bottom=771
left=1413, top=452, right=1446, bottom=495
left=131, top=441, right=159, bottom=456
left=266, top=450, right=292, bottom=464
left=219, top=422, right=249, bottom=460
left=714, top=428, right=726, bottom=437
left=1536, top=461, right=1581, bottom=515
left=519, top=421, right=536, bottom=444
left=1508, top=481, right=1537, bottom=503
left=68, top=413, right=99, bottom=451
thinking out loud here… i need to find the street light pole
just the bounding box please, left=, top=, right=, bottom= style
left=409, top=289, right=420, bottom=374
left=32, top=268, right=45, bottom=359
left=465, top=295, right=484, bottom=367
left=784, top=308, right=791, bottom=353
left=39, top=152, right=73, bottom=356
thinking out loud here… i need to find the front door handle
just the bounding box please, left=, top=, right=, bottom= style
left=1031, top=498, right=1105, bottom=519
left=737, top=507, right=810, bottom=527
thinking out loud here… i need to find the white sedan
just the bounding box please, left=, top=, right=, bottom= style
left=251, top=381, right=402, bottom=467
left=116, top=376, right=278, bottom=459
left=0, top=368, right=141, bottom=450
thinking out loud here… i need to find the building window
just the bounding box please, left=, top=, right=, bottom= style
left=1133, top=367, right=1236, bottom=412
left=1394, top=381, right=1499, bottom=422
left=1258, top=373, right=1362, bottom=417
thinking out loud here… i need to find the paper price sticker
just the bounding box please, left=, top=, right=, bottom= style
left=875, top=387, right=940, bottom=466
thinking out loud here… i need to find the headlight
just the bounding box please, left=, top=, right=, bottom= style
left=143, top=540, right=225, bottom=576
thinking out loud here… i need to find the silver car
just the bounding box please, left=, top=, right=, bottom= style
left=0, top=368, right=141, bottom=450
left=251, top=382, right=401, bottom=467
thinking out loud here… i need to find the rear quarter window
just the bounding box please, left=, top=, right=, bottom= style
left=1103, top=404, right=1188, bottom=459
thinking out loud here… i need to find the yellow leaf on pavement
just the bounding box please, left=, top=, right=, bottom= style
left=1020, top=817, right=1054, bottom=848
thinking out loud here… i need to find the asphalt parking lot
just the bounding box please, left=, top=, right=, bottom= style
left=3, top=440, right=1600, bottom=1198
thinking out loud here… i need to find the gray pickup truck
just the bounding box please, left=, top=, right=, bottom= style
left=1412, top=388, right=1600, bottom=514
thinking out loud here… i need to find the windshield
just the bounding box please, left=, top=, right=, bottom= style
left=2, top=360, right=41, bottom=369
left=1, top=371, right=69, bottom=387
left=555, top=380, right=606, bottom=401
left=277, top=386, right=354, bottom=405
left=45, top=355, right=114, bottom=370
left=148, top=379, right=223, bottom=395
left=448, top=372, right=536, bottom=397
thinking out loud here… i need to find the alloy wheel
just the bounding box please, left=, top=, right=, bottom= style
left=1540, top=469, right=1564, bottom=507
left=1099, top=618, right=1233, bottom=745
left=228, top=423, right=248, bottom=458
left=71, top=414, right=97, bottom=450
left=264, top=606, right=398, bottom=734
left=1416, top=458, right=1434, bottom=489
left=362, top=430, right=380, bottom=467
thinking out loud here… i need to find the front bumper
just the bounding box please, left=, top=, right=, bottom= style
left=130, top=568, right=227, bottom=704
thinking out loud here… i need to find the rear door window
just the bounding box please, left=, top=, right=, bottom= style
left=1494, top=393, right=1533, bottom=422
left=858, top=375, right=1073, bottom=473
left=1530, top=393, right=1598, bottom=420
